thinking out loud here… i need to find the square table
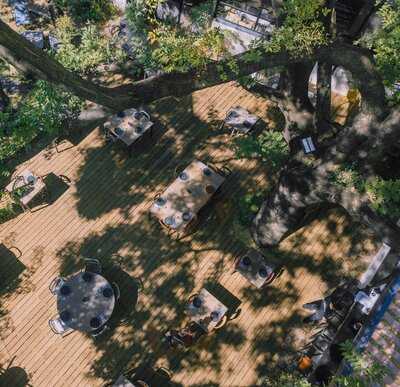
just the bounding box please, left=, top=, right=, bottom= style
left=236, top=249, right=275, bottom=288
left=186, top=288, right=228, bottom=332
left=149, top=159, right=225, bottom=232
left=224, top=107, right=259, bottom=135
left=5, top=169, right=46, bottom=210
left=105, top=108, right=154, bottom=147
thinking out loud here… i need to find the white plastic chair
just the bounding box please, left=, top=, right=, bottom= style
left=49, top=317, right=72, bottom=336
left=49, top=277, right=65, bottom=295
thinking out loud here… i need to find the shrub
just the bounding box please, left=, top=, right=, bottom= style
left=0, top=80, right=83, bottom=162
left=54, top=0, right=116, bottom=23
left=365, top=177, right=400, bottom=220
left=54, top=16, right=126, bottom=74
left=329, top=163, right=364, bottom=191
left=234, top=131, right=289, bottom=172
left=237, top=191, right=264, bottom=227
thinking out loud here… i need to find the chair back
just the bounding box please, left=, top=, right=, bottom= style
left=91, top=324, right=108, bottom=337
left=49, top=317, right=70, bottom=335
left=49, top=277, right=65, bottom=295
left=84, top=258, right=102, bottom=274
left=138, top=110, right=150, bottom=121
left=112, top=282, right=121, bottom=300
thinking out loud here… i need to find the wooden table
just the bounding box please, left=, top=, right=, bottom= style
left=186, top=288, right=228, bottom=332
left=224, top=106, right=259, bottom=135
left=5, top=169, right=46, bottom=210
left=149, top=160, right=225, bottom=231
left=56, top=272, right=115, bottom=332
left=105, top=108, right=154, bottom=146
left=236, top=249, right=274, bottom=288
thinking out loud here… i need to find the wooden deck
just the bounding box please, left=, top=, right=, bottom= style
left=0, top=82, right=379, bottom=386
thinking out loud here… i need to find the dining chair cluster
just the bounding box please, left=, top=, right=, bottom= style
left=49, top=258, right=120, bottom=338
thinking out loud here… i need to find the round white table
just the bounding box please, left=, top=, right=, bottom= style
left=57, top=272, right=115, bottom=332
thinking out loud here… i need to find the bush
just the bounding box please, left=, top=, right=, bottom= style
left=54, top=0, right=116, bottom=23
left=0, top=80, right=83, bottom=162
left=54, top=16, right=126, bottom=74
left=365, top=177, right=400, bottom=220
left=237, top=191, right=264, bottom=227
left=234, top=131, right=289, bottom=172
left=329, top=163, right=364, bottom=191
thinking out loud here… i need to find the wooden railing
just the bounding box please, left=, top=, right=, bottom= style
left=214, top=0, right=276, bottom=36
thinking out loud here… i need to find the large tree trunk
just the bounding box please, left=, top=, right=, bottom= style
left=252, top=104, right=400, bottom=251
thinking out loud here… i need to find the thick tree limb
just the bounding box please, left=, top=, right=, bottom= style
left=0, top=19, right=386, bottom=119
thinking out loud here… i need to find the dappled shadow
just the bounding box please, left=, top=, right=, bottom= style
left=0, top=366, right=31, bottom=387
left=19, top=83, right=378, bottom=386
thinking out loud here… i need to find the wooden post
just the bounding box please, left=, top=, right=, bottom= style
left=178, top=0, right=184, bottom=24
left=213, top=0, right=221, bottom=19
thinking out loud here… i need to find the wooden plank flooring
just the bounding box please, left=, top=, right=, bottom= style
left=0, top=82, right=379, bottom=386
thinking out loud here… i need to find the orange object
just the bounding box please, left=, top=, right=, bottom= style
left=298, top=355, right=312, bottom=371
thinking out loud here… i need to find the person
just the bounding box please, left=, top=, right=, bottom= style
left=302, top=299, right=330, bottom=324
left=302, top=280, right=359, bottom=324
left=165, top=328, right=194, bottom=348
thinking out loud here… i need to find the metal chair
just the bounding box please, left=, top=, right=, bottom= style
left=138, top=110, right=150, bottom=121
left=112, top=282, right=120, bottom=301
left=84, top=258, right=102, bottom=274
left=91, top=324, right=108, bottom=337
left=49, top=277, right=65, bottom=295
left=49, top=317, right=72, bottom=336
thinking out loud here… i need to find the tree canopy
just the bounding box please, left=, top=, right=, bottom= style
left=0, top=0, right=399, bottom=251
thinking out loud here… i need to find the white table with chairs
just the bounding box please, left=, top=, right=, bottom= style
left=5, top=169, right=46, bottom=211
left=222, top=106, right=259, bottom=136
left=53, top=271, right=116, bottom=333
left=150, top=159, right=226, bottom=234
left=235, top=249, right=276, bottom=289
left=186, top=288, right=228, bottom=332
left=104, top=108, right=154, bottom=147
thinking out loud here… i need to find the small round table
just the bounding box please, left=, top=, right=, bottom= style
left=56, top=272, right=115, bottom=332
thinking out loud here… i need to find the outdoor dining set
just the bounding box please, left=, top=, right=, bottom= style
left=48, top=259, right=119, bottom=337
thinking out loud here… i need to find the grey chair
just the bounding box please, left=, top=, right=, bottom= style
left=91, top=324, right=108, bottom=337
left=112, top=282, right=120, bottom=301
left=84, top=258, right=102, bottom=274
left=49, top=277, right=65, bottom=295
left=49, top=317, right=72, bottom=336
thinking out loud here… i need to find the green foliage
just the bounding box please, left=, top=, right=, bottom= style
left=54, top=0, right=116, bottom=23
left=151, top=26, right=225, bottom=73
left=189, top=0, right=214, bottom=31
left=262, top=372, right=311, bottom=387
left=330, top=164, right=400, bottom=220
left=336, top=340, right=388, bottom=386
left=126, top=0, right=162, bottom=33
left=234, top=131, right=289, bottom=172
left=54, top=16, right=126, bottom=74
left=365, top=177, right=400, bottom=219
left=359, top=0, right=400, bottom=104
left=126, top=0, right=225, bottom=73
left=264, top=0, right=329, bottom=56
left=237, top=191, right=264, bottom=227
left=329, top=163, right=364, bottom=191
left=0, top=201, right=17, bottom=223
left=0, top=80, right=83, bottom=162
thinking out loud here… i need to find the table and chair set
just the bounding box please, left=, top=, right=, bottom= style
left=49, top=258, right=120, bottom=337
left=4, top=169, right=48, bottom=212
left=103, top=108, right=154, bottom=155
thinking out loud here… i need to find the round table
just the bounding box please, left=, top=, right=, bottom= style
left=56, top=272, right=115, bottom=332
